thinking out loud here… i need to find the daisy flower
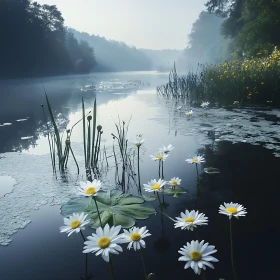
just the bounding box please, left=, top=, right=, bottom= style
left=168, top=177, right=181, bottom=188
left=174, top=210, right=208, bottom=231
left=186, top=155, right=205, bottom=164
left=83, top=224, right=123, bottom=262
left=132, top=135, right=145, bottom=147
left=143, top=178, right=166, bottom=192
left=150, top=152, right=168, bottom=161
left=185, top=110, right=193, bottom=116
left=121, top=226, right=151, bottom=250
left=201, top=102, right=210, bottom=108
left=78, top=180, right=102, bottom=197
left=159, top=144, right=174, bottom=154
left=219, top=202, right=247, bottom=219
left=178, top=240, right=219, bottom=275
left=60, top=212, right=90, bottom=236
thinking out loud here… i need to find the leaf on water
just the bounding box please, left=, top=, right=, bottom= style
left=60, top=190, right=156, bottom=228
left=163, top=187, right=187, bottom=198
left=203, top=167, right=220, bottom=174
left=141, top=195, right=157, bottom=202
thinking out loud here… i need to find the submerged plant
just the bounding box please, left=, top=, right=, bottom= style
left=61, top=189, right=155, bottom=229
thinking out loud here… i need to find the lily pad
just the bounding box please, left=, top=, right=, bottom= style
left=141, top=195, right=157, bottom=202
left=61, top=189, right=155, bottom=228
left=203, top=167, right=220, bottom=174
left=163, top=187, right=187, bottom=198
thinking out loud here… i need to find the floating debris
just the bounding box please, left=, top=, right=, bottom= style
left=21, top=136, right=33, bottom=140
left=0, top=123, right=12, bottom=126
left=204, top=167, right=221, bottom=174
left=16, top=119, right=28, bottom=122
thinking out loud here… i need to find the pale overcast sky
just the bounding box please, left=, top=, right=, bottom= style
left=36, top=0, right=207, bottom=50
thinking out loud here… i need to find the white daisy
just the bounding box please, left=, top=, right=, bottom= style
left=168, top=177, right=182, bottom=188
left=219, top=202, right=247, bottom=219
left=178, top=240, right=219, bottom=275
left=186, top=155, right=205, bottom=164
left=83, top=224, right=123, bottom=262
left=143, top=179, right=166, bottom=192
left=174, top=210, right=208, bottom=231
left=150, top=152, right=169, bottom=161
left=159, top=144, right=174, bottom=154
left=132, top=135, right=145, bottom=147
left=185, top=110, right=193, bottom=116
left=78, top=180, right=102, bottom=197
left=121, top=226, right=151, bottom=250
left=201, top=102, right=210, bottom=108
left=60, top=212, right=90, bottom=236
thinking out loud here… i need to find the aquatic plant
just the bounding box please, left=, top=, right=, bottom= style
left=42, top=93, right=80, bottom=173
left=61, top=189, right=155, bottom=229
left=143, top=179, right=166, bottom=193
left=174, top=210, right=208, bottom=231
left=167, top=177, right=181, bottom=189
left=60, top=212, right=90, bottom=237
left=219, top=202, right=247, bottom=280
left=178, top=240, right=219, bottom=275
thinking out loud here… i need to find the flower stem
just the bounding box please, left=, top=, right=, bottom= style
left=109, top=257, right=115, bottom=280
left=80, top=230, right=86, bottom=242
left=202, top=269, right=206, bottom=280
left=93, top=196, right=103, bottom=228
left=230, top=219, right=238, bottom=280
left=161, top=160, right=164, bottom=179
left=140, top=247, right=148, bottom=280
left=158, top=160, right=161, bottom=179
left=137, top=146, right=142, bottom=195
left=195, top=163, right=199, bottom=179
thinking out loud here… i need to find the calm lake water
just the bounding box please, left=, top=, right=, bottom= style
left=0, top=71, right=279, bottom=280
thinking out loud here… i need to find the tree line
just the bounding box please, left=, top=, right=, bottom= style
left=0, top=0, right=97, bottom=79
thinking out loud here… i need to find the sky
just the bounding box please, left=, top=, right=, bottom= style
left=36, top=0, right=207, bottom=50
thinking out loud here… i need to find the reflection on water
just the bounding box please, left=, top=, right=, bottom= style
left=0, top=71, right=279, bottom=279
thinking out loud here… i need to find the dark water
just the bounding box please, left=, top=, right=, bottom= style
left=0, top=72, right=279, bottom=280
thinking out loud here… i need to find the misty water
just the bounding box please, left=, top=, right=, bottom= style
left=0, top=71, right=279, bottom=280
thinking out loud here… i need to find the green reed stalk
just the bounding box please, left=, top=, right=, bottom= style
left=82, top=97, right=87, bottom=168
left=90, top=99, right=97, bottom=167
left=137, top=146, right=142, bottom=195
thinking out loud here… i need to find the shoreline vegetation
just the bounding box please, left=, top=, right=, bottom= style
left=158, top=47, right=280, bottom=107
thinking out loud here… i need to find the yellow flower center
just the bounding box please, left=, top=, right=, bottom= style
left=98, top=237, right=111, bottom=249
left=171, top=181, right=177, bottom=186
left=152, top=184, right=160, bottom=190
left=156, top=155, right=163, bottom=159
left=70, top=220, right=81, bottom=229
left=190, top=250, right=202, bottom=261
left=226, top=207, right=237, bottom=214
left=192, top=157, right=198, bottom=163
left=185, top=217, right=195, bottom=223
left=130, top=233, right=141, bottom=241
left=86, top=186, right=96, bottom=195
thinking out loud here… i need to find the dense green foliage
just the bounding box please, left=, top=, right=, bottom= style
left=206, top=0, right=280, bottom=56
left=0, top=0, right=96, bottom=78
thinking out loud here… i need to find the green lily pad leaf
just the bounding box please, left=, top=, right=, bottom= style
left=61, top=189, right=156, bottom=229
left=60, top=197, right=92, bottom=216
left=141, top=195, right=157, bottom=202
left=204, top=167, right=220, bottom=174
left=114, top=214, right=135, bottom=228
left=163, top=187, right=187, bottom=198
